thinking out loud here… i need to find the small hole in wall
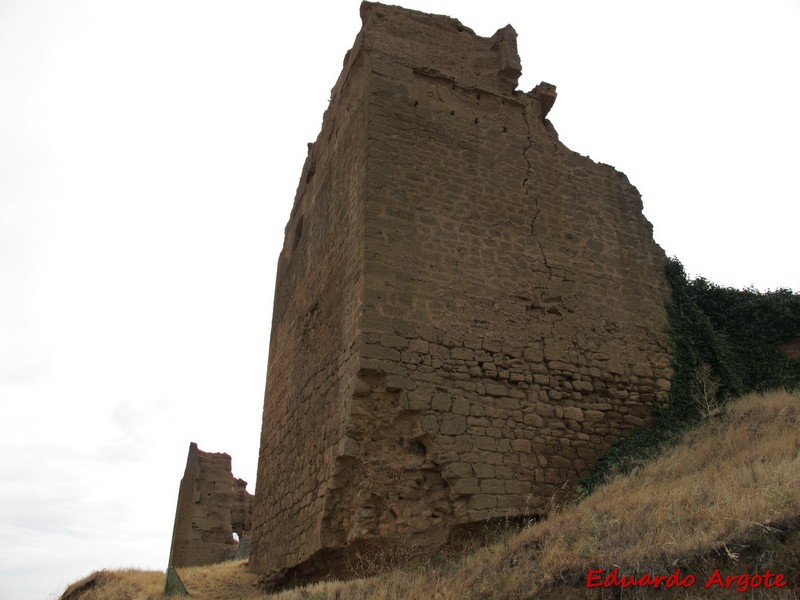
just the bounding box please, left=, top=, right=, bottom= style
left=413, top=100, right=418, bottom=107
left=502, top=126, right=507, bottom=133
left=410, top=440, right=427, bottom=456
left=474, top=117, right=479, bottom=124
left=450, top=110, right=455, bottom=116
left=293, top=216, right=304, bottom=251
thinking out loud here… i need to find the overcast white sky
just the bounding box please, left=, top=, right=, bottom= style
left=1, top=1, right=798, bottom=599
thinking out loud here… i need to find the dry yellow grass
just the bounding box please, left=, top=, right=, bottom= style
left=60, top=561, right=260, bottom=600
left=450, top=389, right=800, bottom=597
left=59, top=568, right=165, bottom=600
left=530, top=388, right=800, bottom=573
left=60, top=390, right=800, bottom=600
left=176, top=560, right=260, bottom=599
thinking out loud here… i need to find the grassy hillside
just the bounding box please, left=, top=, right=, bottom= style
left=61, top=389, right=800, bottom=599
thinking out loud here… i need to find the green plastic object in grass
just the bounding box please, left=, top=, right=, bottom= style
left=164, top=565, right=189, bottom=596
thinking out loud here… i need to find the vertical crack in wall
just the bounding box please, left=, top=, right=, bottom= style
left=522, top=103, right=554, bottom=313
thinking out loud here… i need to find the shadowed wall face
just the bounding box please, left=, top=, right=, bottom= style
left=168, top=443, right=253, bottom=568
left=252, top=1, right=671, bottom=584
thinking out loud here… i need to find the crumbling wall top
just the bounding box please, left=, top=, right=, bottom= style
left=358, top=1, right=522, bottom=94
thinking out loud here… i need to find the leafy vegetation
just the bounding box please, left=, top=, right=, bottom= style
left=666, top=258, right=800, bottom=411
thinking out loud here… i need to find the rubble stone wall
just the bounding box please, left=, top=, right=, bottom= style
left=252, top=1, right=672, bottom=584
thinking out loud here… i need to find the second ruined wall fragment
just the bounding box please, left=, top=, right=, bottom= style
left=168, top=442, right=253, bottom=568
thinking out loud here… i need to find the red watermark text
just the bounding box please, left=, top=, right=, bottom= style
left=586, top=568, right=788, bottom=592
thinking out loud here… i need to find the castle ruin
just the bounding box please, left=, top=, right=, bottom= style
left=251, top=2, right=672, bottom=584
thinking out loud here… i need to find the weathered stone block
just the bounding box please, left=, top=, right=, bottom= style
left=584, top=409, right=605, bottom=423
left=480, top=479, right=506, bottom=494
left=523, top=412, right=545, bottom=427
left=404, top=340, right=426, bottom=355
left=385, top=375, right=416, bottom=391
left=451, top=478, right=481, bottom=495
left=512, top=439, right=532, bottom=453
left=452, top=396, right=471, bottom=416
left=451, top=347, right=474, bottom=361
left=443, top=462, right=474, bottom=478
left=441, top=414, right=467, bottom=435
left=362, top=344, right=401, bottom=361
left=469, top=494, right=497, bottom=510
left=380, top=334, right=407, bottom=349
left=473, top=463, right=495, bottom=478
left=407, top=390, right=431, bottom=410
left=485, top=383, right=507, bottom=397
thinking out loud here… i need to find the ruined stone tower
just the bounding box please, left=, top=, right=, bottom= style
left=168, top=443, right=253, bottom=568
left=251, top=2, right=672, bottom=582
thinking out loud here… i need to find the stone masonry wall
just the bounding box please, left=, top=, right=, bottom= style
left=249, top=19, right=369, bottom=576
left=252, top=1, right=672, bottom=585
left=168, top=443, right=253, bottom=568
